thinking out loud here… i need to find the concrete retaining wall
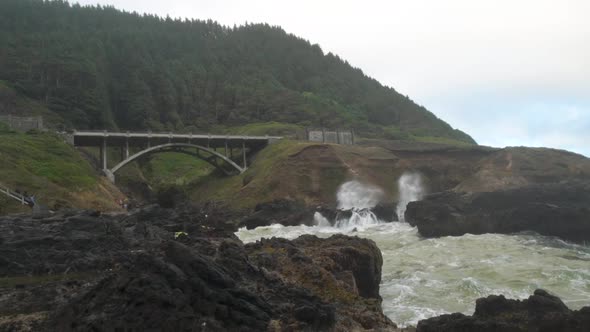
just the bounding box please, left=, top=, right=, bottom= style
left=305, top=128, right=354, bottom=145
left=0, top=115, right=43, bottom=132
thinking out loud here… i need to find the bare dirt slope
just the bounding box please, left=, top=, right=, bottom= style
left=192, top=139, right=590, bottom=210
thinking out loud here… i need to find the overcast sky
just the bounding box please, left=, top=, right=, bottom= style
left=76, top=0, right=590, bottom=156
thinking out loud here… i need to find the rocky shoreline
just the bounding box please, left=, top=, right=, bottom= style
left=2, top=204, right=589, bottom=331
left=418, top=289, right=590, bottom=332
left=0, top=206, right=396, bottom=331
left=405, top=181, right=590, bottom=243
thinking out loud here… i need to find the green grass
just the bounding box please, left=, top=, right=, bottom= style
left=0, top=130, right=106, bottom=213
left=141, top=152, right=214, bottom=187
left=190, top=139, right=313, bottom=209
left=0, top=131, right=97, bottom=189
left=224, top=122, right=303, bottom=138
left=410, top=135, right=476, bottom=147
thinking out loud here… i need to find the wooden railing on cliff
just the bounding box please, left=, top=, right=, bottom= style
left=0, top=183, right=33, bottom=207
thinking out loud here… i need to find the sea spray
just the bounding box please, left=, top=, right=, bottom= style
left=313, top=211, right=332, bottom=227
left=396, top=172, right=424, bottom=222
left=336, top=180, right=384, bottom=210
left=331, top=180, right=385, bottom=228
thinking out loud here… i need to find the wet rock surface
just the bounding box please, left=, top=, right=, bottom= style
left=405, top=181, right=590, bottom=242
left=0, top=205, right=397, bottom=331
left=238, top=199, right=398, bottom=230
left=239, top=199, right=317, bottom=229
left=417, top=289, right=590, bottom=332
left=246, top=234, right=393, bottom=330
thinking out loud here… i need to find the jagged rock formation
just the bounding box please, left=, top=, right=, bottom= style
left=0, top=205, right=396, bottom=331
left=405, top=181, right=590, bottom=242
left=238, top=199, right=396, bottom=229
left=417, top=289, right=590, bottom=332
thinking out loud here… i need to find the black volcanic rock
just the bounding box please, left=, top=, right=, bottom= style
left=405, top=181, right=590, bottom=242
left=417, top=289, right=590, bottom=332
left=246, top=234, right=394, bottom=330
left=373, top=202, right=398, bottom=222
left=239, top=199, right=316, bottom=229
left=238, top=199, right=397, bottom=230
left=0, top=205, right=396, bottom=331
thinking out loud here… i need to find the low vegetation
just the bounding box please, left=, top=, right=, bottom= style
left=0, top=126, right=121, bottom=214
left=223, top=121, right=303, bottom=138
left=190, top=140, right=317, bottom=209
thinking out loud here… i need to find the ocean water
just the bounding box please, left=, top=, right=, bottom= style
left=236, top=221, right=590, bottom=327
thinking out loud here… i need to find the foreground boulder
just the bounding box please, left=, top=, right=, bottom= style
left=417, top=289, right=590, bottom=332
left=0, top=206, right=396, bottom=331
left=405, top=181, right=590, bottom=242
left=246, top=234, right=393, bottom=330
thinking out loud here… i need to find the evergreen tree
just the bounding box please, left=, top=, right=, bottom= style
left=0, top=0, right=475, bottom=143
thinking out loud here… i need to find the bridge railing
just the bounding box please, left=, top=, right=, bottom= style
left=70, top=130, right=282, bottom=141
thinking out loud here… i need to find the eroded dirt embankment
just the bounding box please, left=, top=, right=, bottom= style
left=193, top=139, right=590, bottom=213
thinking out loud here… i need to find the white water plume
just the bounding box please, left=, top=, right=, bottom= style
left=313, top=212, right=332, bottom=227
left=396, top=172, right=425, bottom=222
left=336, top=180, right=384, bottom=210
left=334, top=209, right=381, bottom=229
left=331, top=180, right=385, bottom=229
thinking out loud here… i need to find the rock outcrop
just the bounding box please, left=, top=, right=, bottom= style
left=0, top=205, right=396, bottom=331
left=239, top=199, right=316, bottom=229
left=239, top=199, right=397, bottom=229
left=405, top=181, right=590, bottom=242
left=417, top=289, right=590, bottom=332
left=246, top=234, right=394, bottom=330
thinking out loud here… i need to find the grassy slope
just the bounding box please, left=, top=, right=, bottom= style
left=189, top=140, right=309, bottom=209
left=190, top=140, right=397, bottom=210
left=188, top=134, right=590, bottom=214
left=139, top=153, right=214, bottom=187
left=0, top=126, right=122, bottom=214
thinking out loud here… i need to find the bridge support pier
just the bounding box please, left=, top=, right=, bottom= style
left=100, top=138, right=108, bottom=171
left=242, top=141, right=247, bottom=168
left=125, top=137, right=130, bottom=159
left=104, top=169, right=115, bottom=184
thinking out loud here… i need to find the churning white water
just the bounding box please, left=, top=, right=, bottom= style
left=313, top=212, right=332, bottom=227
left=236, top=178, right=590, bottom=327
left=330, top=180, right=384, bottom=229
left=237, top=223, right=590, bottom=327
left=333, top=209, right=381, bottom=229
left=396, top=172, right=424, bottom=222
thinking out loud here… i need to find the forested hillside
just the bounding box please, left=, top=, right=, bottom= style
left=0, top=0, right=474, bottom=143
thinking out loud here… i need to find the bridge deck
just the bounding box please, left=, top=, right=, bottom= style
left=72, top=130, right=282, bottom=148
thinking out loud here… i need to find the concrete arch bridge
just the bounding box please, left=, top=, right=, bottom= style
left=69, top=131, right=282, bottom=183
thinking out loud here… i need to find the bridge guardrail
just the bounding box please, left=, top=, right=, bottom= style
left=70, top=130, right=282, bottom=141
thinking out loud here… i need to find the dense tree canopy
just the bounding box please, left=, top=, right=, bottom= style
left=0, top=0, right=474, bottom=143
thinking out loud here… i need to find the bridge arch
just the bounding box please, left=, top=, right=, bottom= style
left=107, top=143, right=245, bottom=182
